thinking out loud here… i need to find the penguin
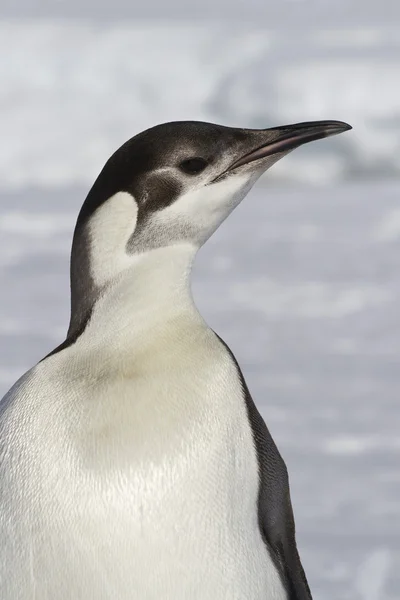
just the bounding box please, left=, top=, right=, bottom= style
left=0, top=119, right=351, bottom=600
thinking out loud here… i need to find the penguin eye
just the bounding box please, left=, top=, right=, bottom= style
left=179, top=157, right=208, bottom=175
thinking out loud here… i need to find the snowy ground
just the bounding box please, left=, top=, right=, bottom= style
left=1, top=3, right=400, bottom=598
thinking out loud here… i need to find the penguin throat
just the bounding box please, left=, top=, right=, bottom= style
left=69, top=243, right=199, bottom=350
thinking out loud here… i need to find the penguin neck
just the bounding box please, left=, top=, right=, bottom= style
left=69, top=243, right=201, bottom=352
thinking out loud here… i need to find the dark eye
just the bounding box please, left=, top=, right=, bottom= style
left=179, top=157, right=208, bottom=175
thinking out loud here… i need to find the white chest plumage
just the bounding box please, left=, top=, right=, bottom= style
left=0, top=317, right=285, bottom=600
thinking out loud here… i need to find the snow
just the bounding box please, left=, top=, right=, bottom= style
left=1, top=4, right=399, bottom=598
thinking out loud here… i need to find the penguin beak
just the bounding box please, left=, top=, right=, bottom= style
left=224, top=120, right=352, bottom=175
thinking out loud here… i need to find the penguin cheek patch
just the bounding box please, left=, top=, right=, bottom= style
left=139, top=173, right=183, bottom=214
left=126, top=175, right=189, bottom=252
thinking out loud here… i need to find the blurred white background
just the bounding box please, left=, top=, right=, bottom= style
left=0, top=1, right=399, bottom=598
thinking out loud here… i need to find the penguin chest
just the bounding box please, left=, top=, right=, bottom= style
left=73, top=346, right=260, bottom=529
left=2, top=337, right=285, bottom=599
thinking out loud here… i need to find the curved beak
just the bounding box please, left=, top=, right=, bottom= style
left=224, top=120, right=352, bottom=175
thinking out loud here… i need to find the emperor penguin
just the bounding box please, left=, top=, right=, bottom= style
left=0, top=119, right=351, bottom=600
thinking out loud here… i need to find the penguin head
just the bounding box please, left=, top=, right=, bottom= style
left=68, top=119, right=351, bottom=336
left=79, top=120, right=351, bottom=256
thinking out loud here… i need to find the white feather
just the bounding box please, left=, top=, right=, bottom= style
left=88, top=191, right=138, bottom=287
left=156, top=172, right=260, bottom=245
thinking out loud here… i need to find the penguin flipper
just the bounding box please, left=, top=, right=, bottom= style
left=214, top=333, right=312, bottom=600
left=243, top=383, right=313, bottom=600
